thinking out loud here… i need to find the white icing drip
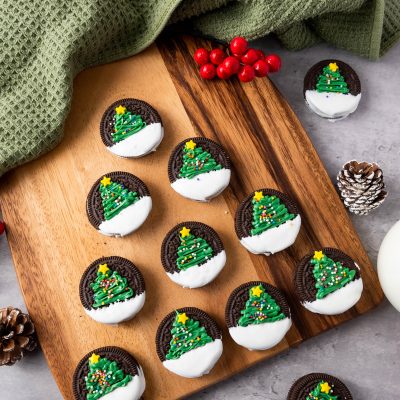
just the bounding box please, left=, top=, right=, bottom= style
left=98, top=196, right=152, bottom=237
left=85, top=293, right=145, bottom=324
left=305, top=90, right=361, bottom=120
left=166, top=251, right=226, bottom=288
left=162, top=339, right=223, bottom=378
left=378, top=220, right=400, bottom=312
left=107, top=123, right=164, bottom=158
left=171, top=169, right=231, bottom=202
left=229, top=317, right=292, bottom=351
left=240, top=214, right=301, bottom=255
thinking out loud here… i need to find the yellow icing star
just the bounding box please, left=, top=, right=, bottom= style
left=180, top=227, right=191, bottom=238
left=320, top=381, right=331, bottom=394
left=329, top=62, right=338, bottom=72
left=89, top=353, right=100, bottom=364
left=100, top=176, right=111, bottom=187
left=115, top=105, right=126, bottom=115
left=253, top=191, right=264, bottom=202
left=177, top=312, right=189, bottom=324
left=251, top=285, right=263, bottom=297
left=313, top=250, right=324, bottom=260
left=98, top=263, right=109, bottom=275
left=185, top=140, right=196, bottom=150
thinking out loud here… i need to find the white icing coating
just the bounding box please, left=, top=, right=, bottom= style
left=85, top=293, right=145, bottom=324
left=378, top=220, right=400, bottom=312
left=162, top=339, right=223, bottom=378
left=305, top=90, right=361, bottom=120
left=303, top=277, right=363, bottom=315
left=240, top=215, right=301, bottom=255
left=166, top=251, right=226, bottom=288
left=171, top=169, right=231, bottom=202
left=229, top=317, right=292, bottom=351
left=107, top=123, right=164, bottom=158
left=100, top=367, right=145, bottom=400
left=98, top=196, right=152, bottom=237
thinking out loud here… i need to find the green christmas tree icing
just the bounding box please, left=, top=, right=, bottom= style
left=316, top=62, right=349, bottom=94
left=91, top=263, right=134, bottom=308
left=306, top=380, right=338, bottom=400
left=250, top=191, right=295, bottom=236
left=85, top=353, right=132, bottom=400
left=165, top=312, right=213, bottom=360
left=99, top=176, right=138, bottom=221
left=179, top=139, right=222, bottom=179
left=238, top=284, right=286, bottom=327
left=311, top=251, right=356, bottom=300
left=111, top=105, right=146, bottom=143
left=176, top=226, right=214, bottom=271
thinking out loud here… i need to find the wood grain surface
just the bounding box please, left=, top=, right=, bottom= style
left=0, top=35, right=383, bottom=399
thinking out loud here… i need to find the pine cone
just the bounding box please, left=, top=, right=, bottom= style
left=0, top=307, right=37, bottom=366
left=337, top=160, right=387, bottom=215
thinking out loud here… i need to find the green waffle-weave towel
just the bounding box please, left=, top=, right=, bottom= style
left=0, top=0, right=399, bottom=176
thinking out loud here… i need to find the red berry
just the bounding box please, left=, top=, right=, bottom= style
left=194, top=48, right=209, bottom=66
left=238, top=65, right=255, bottom=82
left=199, top=63, right=216, bottom=80
left=0, top=221, right=5, bottom=235
left=230, top=37, right=248, bottom=55
left=265, top=54, right=282, bottom=72
left=241, top=48, right=259, bottom=65
left=255, top=49, right=265, bottom=60
left=216, top=64, right=231, bottom=79
left=209, top=48, right=226, bottom=65
left=253, top=60, right=270, bottom=77
left=222, top=56, right=240, bottom=75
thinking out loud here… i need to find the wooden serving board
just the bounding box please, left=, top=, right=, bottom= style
left=0, top=35, right=383, bottom=399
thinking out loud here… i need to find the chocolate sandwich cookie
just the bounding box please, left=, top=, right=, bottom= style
left=86, top=171, right=152, bottom=237
left=156, top=307, right=223, bottom=378
left=72, top=346, right=145, bottom=400
left=294, top=248, right=363, bottom=315
left=100, top=98, right=163, bottom=158
left=168, top=137, right=231, bottom=202
left=161, top=221, right=226, bottom=288
left=304, top=60, right=361, bottom=120
left=235, top=189, right=301, bottom=255
left=225, top=281, right=292, bottom=350
left=287, top=372, right=353, bottom=400
left=79, top=256, right=145, bottom=325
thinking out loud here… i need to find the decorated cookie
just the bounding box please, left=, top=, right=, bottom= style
left=235, top=189, right=301, bottom=255
left=161, top=222, right=226, bottom=288
left=72, top=346, right=145, bottom=400
left=304, top=60, right=361, bottom=120
left=86, top=171, right=152, bottom=237
left=225, top=281, right=291, bottom=350
left=79, top=256, right=145, bottom=325
left=100, top=98, right=163, bottom=158
left=287, top=373, right=353, bottom=400
left=156, top=307, right=223, bottom=378
left=168, top=137, right=231, bottom=201
left=294, top=248, right=363, bottom=315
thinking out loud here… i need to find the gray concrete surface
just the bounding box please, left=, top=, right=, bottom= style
left=1, top=37, right=399, bottom=399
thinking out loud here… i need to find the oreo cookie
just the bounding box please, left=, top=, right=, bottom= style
left=155, top=307, right=223, bottom=378
left=235, top=189, right=301, bottom=255
left=161, top=221, right=226, bottom=288
left=225, top=281, right=291, bottom=350
left=79, top=256, right=145, bottom=325
left=168, top=137, right=231, bottom=202
left=100, top=98, right=163, bottom=158
left=294, top=248, right=363, bottom=315
left=72, top=346, right=145, bottom=400
left=86, top=171, right=152, bottom=237
left=304, top=60, right=361, bottom=120
left=287, top=373, right=353, bottom=400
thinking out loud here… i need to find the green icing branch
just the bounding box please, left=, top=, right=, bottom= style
left=306, top=381, right=338, bottom=400
left=316, top=63, right=349, bottom=94
left=112, top=109, right=146, bottom=143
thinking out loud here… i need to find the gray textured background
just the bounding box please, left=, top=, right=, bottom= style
left=1, top=37, right=399, bottom=399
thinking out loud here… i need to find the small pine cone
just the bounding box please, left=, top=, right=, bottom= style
left=0, top=307, right=37, bottom=366
left=337, top=160, right=387, bottom=215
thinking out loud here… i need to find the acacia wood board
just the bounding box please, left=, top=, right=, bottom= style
left=0, top=35, right=383, bottom=399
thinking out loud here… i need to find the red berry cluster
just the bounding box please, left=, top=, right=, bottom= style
left=194, top=37, right=281, bottom=82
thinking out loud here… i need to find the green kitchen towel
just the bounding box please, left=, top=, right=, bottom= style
left=0, top=0, right=399, bottom=177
